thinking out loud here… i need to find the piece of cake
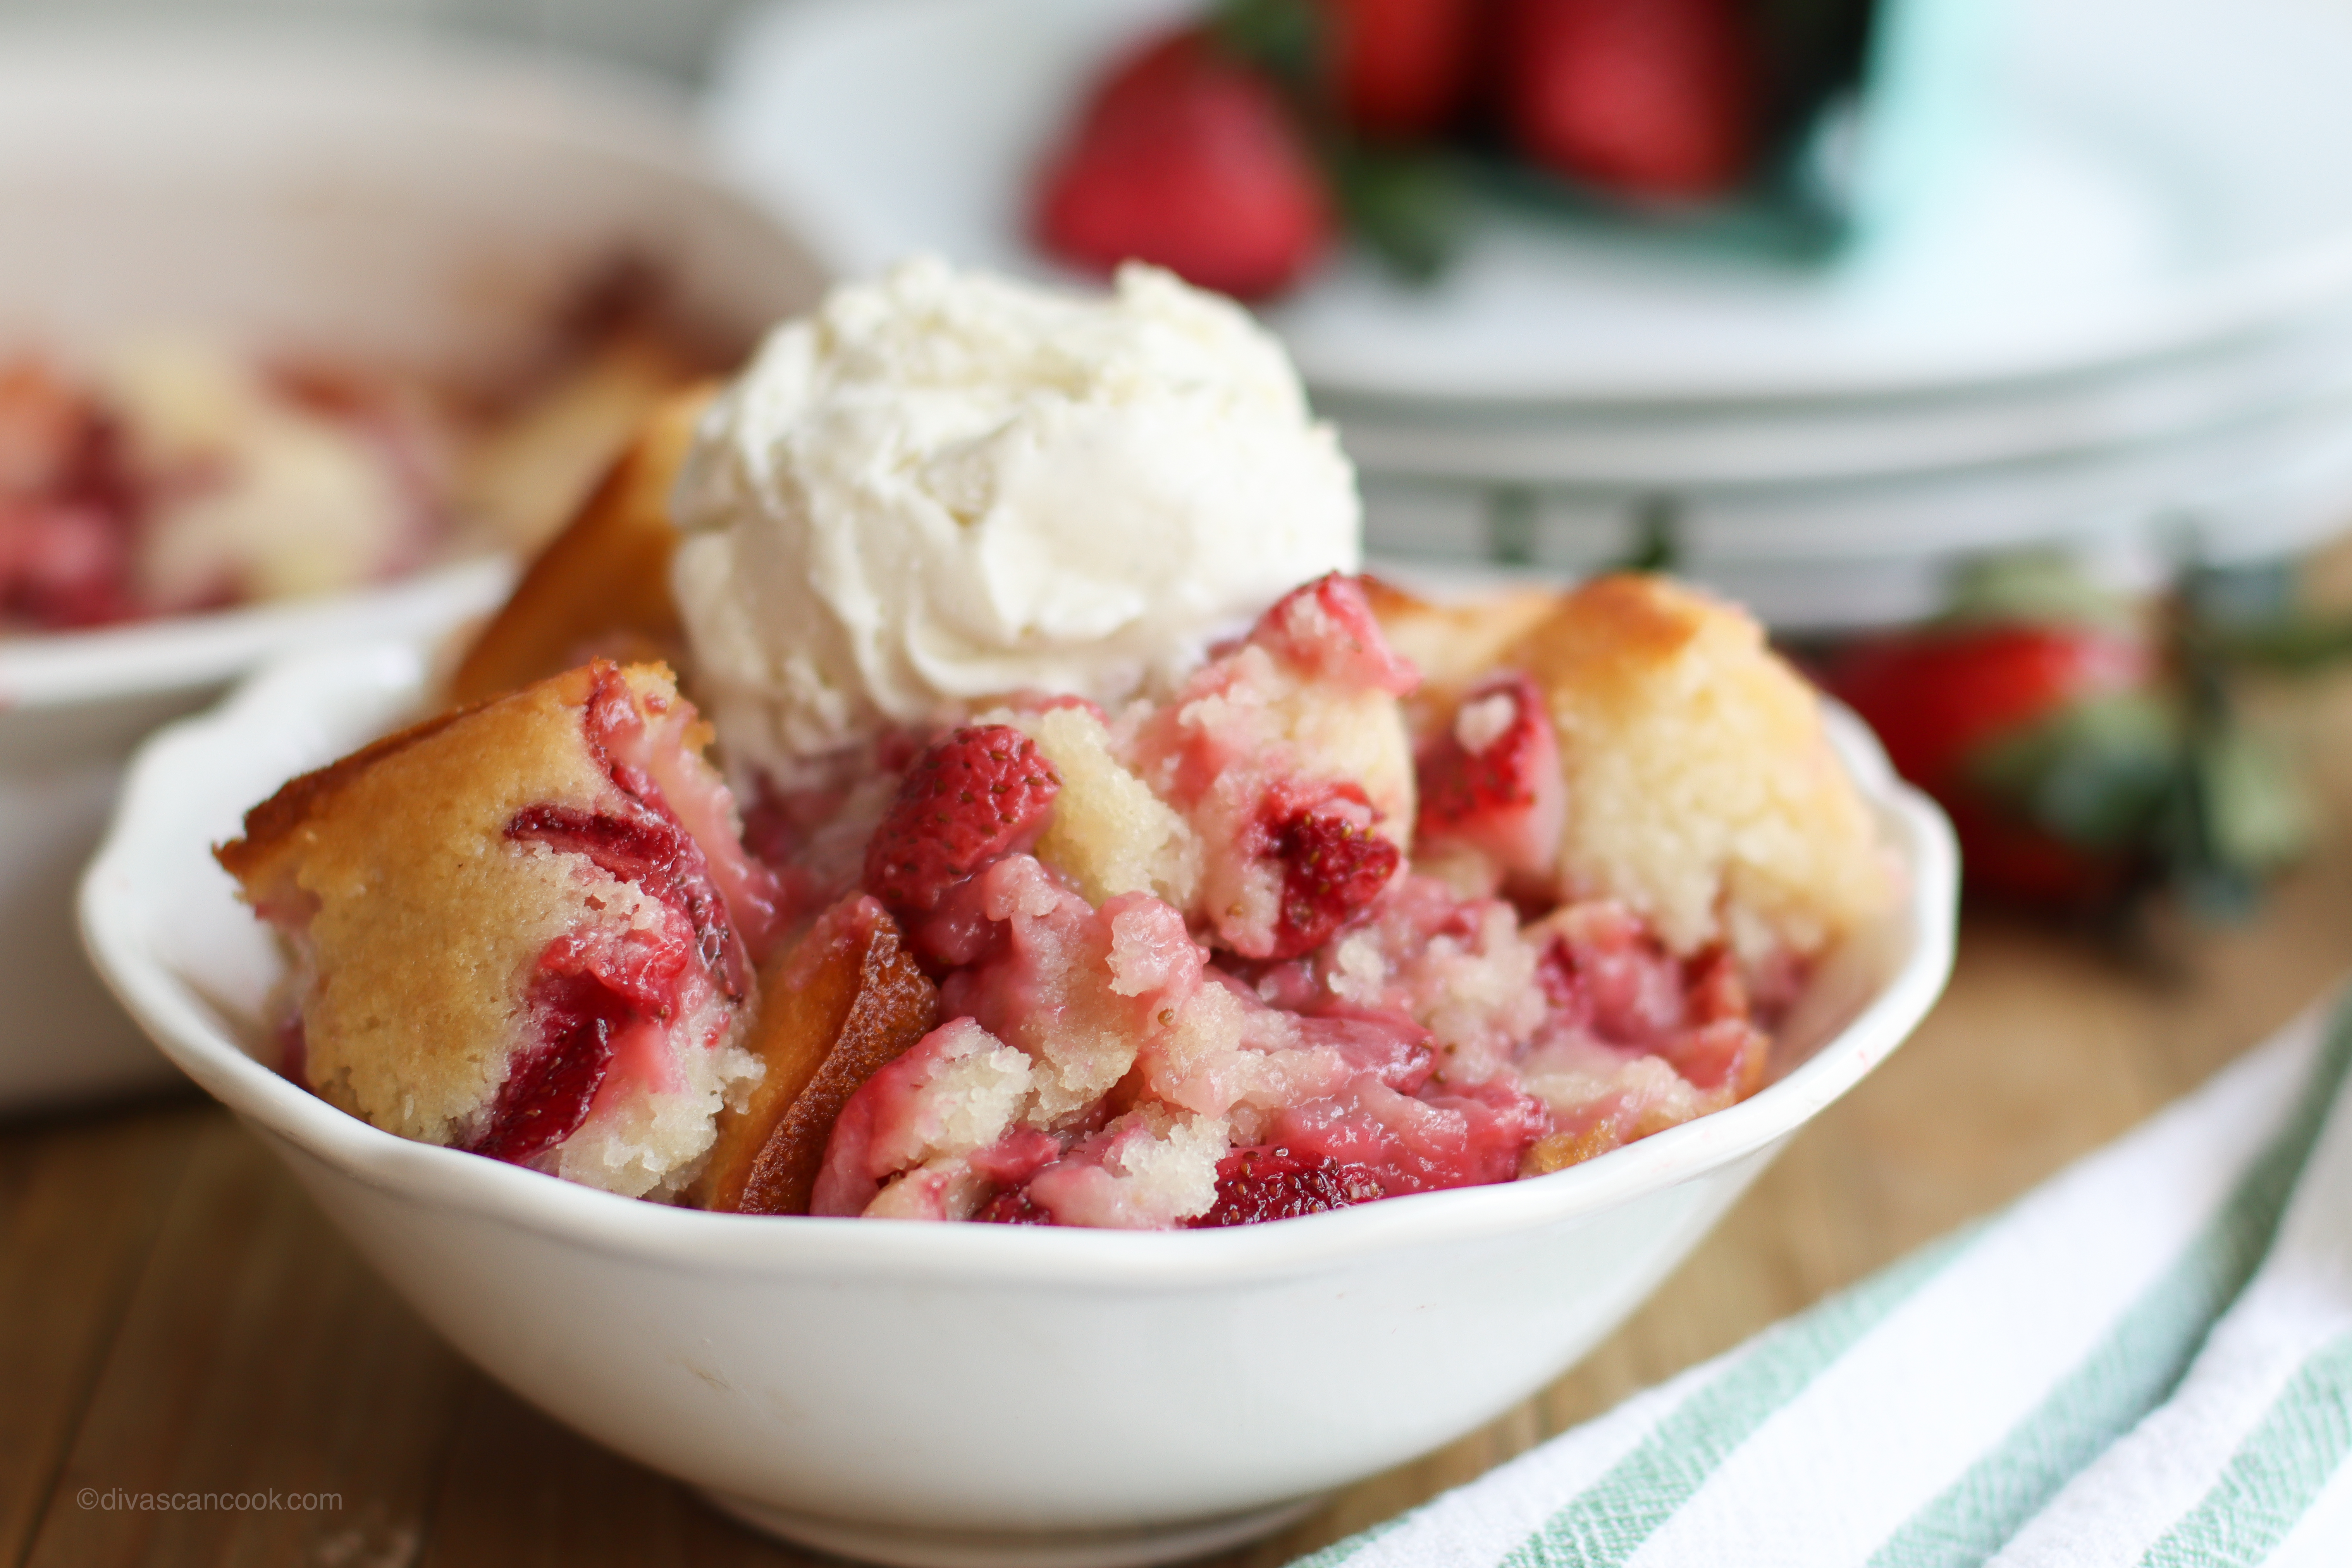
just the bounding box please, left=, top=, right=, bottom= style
left=217, top=660, right=785, bottom=1199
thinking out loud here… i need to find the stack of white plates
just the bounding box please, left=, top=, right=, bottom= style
left=710, top=0, right=2352, bottom=626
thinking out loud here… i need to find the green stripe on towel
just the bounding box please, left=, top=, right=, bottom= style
left=2140, top=1332, right=2352, bottom=1568
left=1495, top=1232, right=1975, bottom=1568
left=1872, top=1011, right=2352, bottom=1568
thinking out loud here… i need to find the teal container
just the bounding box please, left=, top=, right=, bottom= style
left=1465, top=0, right=2004, bottom=262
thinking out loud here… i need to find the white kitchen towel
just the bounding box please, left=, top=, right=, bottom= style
left=1294, top=992, right=2352, bottom=1568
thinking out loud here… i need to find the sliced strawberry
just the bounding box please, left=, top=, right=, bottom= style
left=1317, top=0, right=1481, bottom=139
left=1249, top=572, right=1420, bottom=694
left=1534, top=904, right=1688, bottom=1048
left=0, top=498, right=138, bottom=628
left=1270, top=783, right=1401, bottom=957
left=863, top=725, right=1062, bottom=919
left=1499, top=0, right=1755, bottom=201
left=468, top=971, right=630, bottom=1164
left=1034, top=28, right=1336, bottom=301
left=507, top=801, right=748, bottom=998
left=1658, top=1016, right=1768, bottom=1096
left=1186, top=1144, right=1384, bottom=1226
left=1414, top=671, right=1564, bottom=879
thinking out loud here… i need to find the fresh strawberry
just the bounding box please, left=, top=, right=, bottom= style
left=1034, top=27, right=1337, bottom=301
left=1249, top=572, right=1420, bottom=694
left=1414, top=670, right=1564, bottom=880
left=1186, top=1144, right=1385, bottom=1226
left=1827, top=625, right=2154, bottom=795
left=1270, top=783, right=1401, bottom=957
left=1316, top=0, right=1482, bottom=140
left=1824, top=621, right=2161, bottom=904
left=863, top=725, right=1061, bottom=918
left=1498, top=0, right=1755, bottom=201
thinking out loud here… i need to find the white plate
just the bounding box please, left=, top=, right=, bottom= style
left=1359, top=388, right=2352, bottom=628
left=79, top=639, right=1954, bottom=1568
left=0, top=25, right=819, bottom=1113
left=710, top=0, right=2352, bottom=403
left=1323, top=300, right=2352, bottom=488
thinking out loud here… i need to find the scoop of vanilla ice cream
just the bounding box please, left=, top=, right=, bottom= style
left=670, top=257, right=1360, bottom=784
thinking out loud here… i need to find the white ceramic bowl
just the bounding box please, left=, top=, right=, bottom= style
left=80, top=640, right=1955, bottom=1568
left=0, top=26, right=820, bottom=1110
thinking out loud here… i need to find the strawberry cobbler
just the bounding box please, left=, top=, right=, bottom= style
left=748, top=570, right=1887, bottom=1227
left=217, top=261, right=1894, bottom=1227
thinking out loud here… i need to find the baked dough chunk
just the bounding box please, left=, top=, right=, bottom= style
left=1506, top=573, right=1892, bottom=973
left=218, top=660, right=784, bottom=1198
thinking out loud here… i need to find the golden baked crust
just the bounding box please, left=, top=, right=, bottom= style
left=219, top=663, right=658, bottom=1145
left=1505, top=573, right=1891, bottom=968
left=697, top=896, right=939, bottom=1215
left=447, top=386, right=712, bottom=706
left=1362, top=575, right=1563, bottom=695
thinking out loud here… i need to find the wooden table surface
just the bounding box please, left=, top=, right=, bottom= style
left=10, top=679, right=2352, bottom=1568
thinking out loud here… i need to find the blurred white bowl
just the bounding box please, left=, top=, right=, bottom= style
left=0, top=26, right=820, bottom=1111
left=79, top=640, right=1955, bottom=1568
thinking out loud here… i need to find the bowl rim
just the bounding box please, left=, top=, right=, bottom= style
left=0, top=558, right=514, bottom=711
left=78, top=639, right=1958, bottom=1289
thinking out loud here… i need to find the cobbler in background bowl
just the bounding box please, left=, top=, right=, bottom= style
left=0, top=25, right=818, bottom=1108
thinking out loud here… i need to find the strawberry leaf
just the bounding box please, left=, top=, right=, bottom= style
left=1966, top=692, right=2181, bottom=853
left=2173, top=723, right=2313, bottom=915
left=1214, top=0, right=1322, bottom=84
left=1329, top=144, right=1462, bottom=280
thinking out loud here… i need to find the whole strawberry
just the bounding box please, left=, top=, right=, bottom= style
left=1824, top=602, right=2163, bottom=905
left=1498, top=0, right=1755, bottom=202
left=1822, top=555, right=2312, bottom=913
left=1034, top=27, right=1337, bottom=300
left=863, top=725, right=1061, bottom=918
left=1315, top=0, right=1483, bottom=141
